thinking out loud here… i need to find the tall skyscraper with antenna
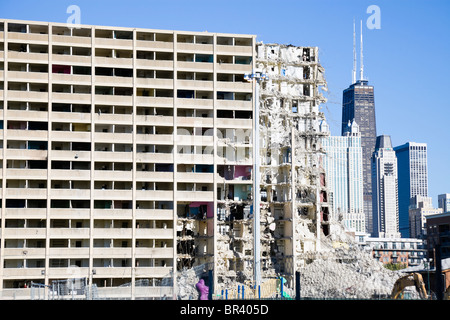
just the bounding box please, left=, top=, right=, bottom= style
left=342, top=20, right=377, bottom=234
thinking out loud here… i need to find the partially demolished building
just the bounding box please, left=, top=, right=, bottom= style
left=254, top=43, right=330, bottom=286
left=211, top=43, right=331, bottom=292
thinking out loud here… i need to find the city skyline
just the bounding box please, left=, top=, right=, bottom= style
left=1, top=0, right=447, bottom=207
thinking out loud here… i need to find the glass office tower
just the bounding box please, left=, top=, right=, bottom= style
left=342, top=79, right=376, bottom=234
left=394, top=142, right=428, bottom=237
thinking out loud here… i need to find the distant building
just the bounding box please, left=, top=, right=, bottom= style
left=438, top=194, right=450, bottom=213
left=360, top=236, right=425, bottom=267
left=371, top=135, right=400, bottom=238
left=426, top=212, right=450, bottom=264
left=342, top=80, right=377, bottom=235
left=321, top=119, right=365, bottom=234
left=394, top=142, right=429, bottom=238
left=409, top=195, right=443, bottom=239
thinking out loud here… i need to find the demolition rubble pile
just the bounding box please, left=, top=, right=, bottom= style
left=176, top=265, right=203, bottom=300
left=298, top=248, right=401, bottom=299
left=298, top=220, right=404, bottom=299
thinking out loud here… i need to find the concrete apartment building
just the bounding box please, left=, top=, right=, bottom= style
left=362, top=236, right=425, bottom=268
left=0, top=18, right=257, bottom=297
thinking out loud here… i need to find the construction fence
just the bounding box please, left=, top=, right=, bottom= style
left=0, top=278, right=420, bottom=300
left=213, top=278, right=294, bottom=300
left=0, top=264, right=430, bottom=300
left=29, top=278, right=173, bottom=300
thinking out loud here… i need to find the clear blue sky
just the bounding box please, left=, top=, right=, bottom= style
left=1, top=0, right=449, bottom=206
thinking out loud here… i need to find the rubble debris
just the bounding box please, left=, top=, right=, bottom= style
left=298, top=243, right=404, bottom=299
left=176, top=267, right=200, bottom=300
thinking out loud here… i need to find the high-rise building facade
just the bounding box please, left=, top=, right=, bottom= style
left=394, top=142, right=428, bottom=237
left=371, top=135, right=400, bottom=238
left=321, top=119, right=365, bottom=234
left=0, top=18, right=256, bottom=296
left=342, top=79, right=377, bottom=234
left=438, top=193, right=450, bottom=213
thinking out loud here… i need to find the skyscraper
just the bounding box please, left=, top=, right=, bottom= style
left=342, top=22, right=377, bottom=234
left=371, top=135, right=400, bottom=238
left=394, top=142, right=428, bottom=237
left=321, top=119, right=365, bottom=234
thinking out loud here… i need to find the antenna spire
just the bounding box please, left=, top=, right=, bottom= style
left=352, top=19, right=356, bottom=84
left=360, top=20, right=364, bottom=81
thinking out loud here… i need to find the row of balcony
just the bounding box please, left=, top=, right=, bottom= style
left=0, top=177, right=249, bottom=195
left=3, top=71, right=253, bottom=92
left=1, top=90, right=253, bottom=109
left=2, top=131, right=216, bottom=145
left=2, top=137, right=249, bottom=150
left=2, top=208, right=173, bottom=219
left=0, top=112, right=253, bottom=129
left=1, top=31, right=253, bottom=55
left=0, top=152, right=249, bottom=165
left=0, top=189, right=213, bottom=201
left=2, top=247, right=173, bottom=258
left=1, top=265, right=172, bottom=279
left=2, top=51, right=252, bottom=71
left=1, top=170, right=217, bottom=181
left=2, top=227, right=173, bottom=239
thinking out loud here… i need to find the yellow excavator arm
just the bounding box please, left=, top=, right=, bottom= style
left=391, top=273, right=428, bottom=300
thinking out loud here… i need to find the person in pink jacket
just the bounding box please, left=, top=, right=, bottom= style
left=196, top=279, right=209, bottom=300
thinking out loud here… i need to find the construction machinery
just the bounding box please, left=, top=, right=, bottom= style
left=391, top=273, right=428, bottom=300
